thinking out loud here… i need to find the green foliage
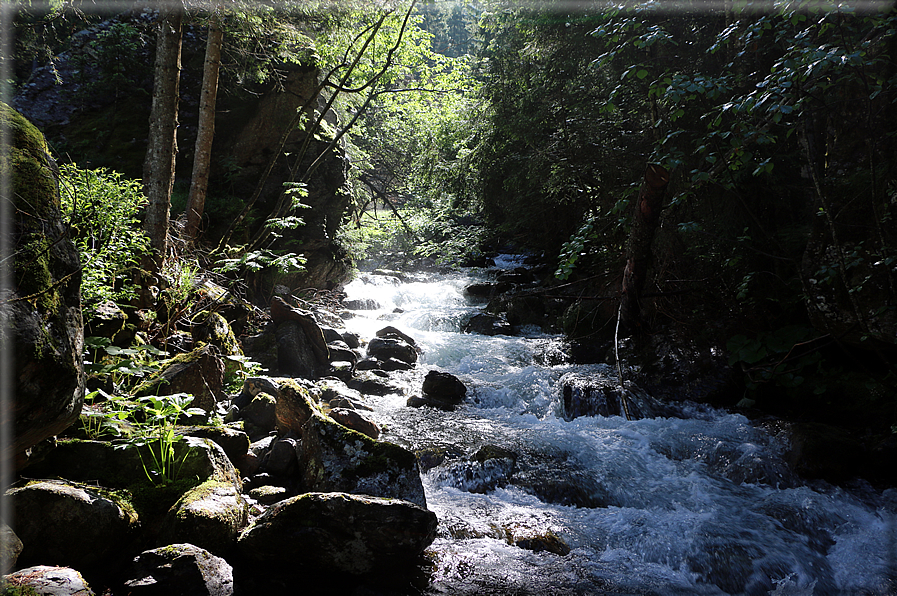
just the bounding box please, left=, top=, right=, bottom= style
left=89, top=391, right=207, bottom=486
left=59, top=164, right=151, bottom=310
left=84, top=336, right=167, bottom=392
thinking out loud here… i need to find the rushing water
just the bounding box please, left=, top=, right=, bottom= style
left=341, top=262, right=896, bottom=596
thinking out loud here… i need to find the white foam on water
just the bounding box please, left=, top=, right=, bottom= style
left=342, top=265, right=894, bottom=595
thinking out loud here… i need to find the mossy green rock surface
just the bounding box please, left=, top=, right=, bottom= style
left=160, top=479, right=247, bottom=556
left=238, top=492, right=437, bottom=575
left=2, top=102, right=84, bottom=465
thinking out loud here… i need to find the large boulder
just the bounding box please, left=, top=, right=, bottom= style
left=8, top=479, right=138, bottom=570
left=559, top=373, right=664, bottom=420
left=295, top=409, right=426, bottom=507
left=275, top=380, right=425, bottom=506
left=124, top=543, right=234, bottom=596
left=274, top=320, right=322, bottom=379
left=366, top=336, right=417, bottom=365
left=2, top=102, right=84, bottom=466
left=4, top=565, right=95, bottom=596
left=237, top=492, right=437, bottom=575
left=160, top=480, right=247, bottom=556
left=25, top=437, right=241, bottom=491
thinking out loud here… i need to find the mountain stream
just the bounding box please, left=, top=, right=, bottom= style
left=341, top=259, right=896, bottom=596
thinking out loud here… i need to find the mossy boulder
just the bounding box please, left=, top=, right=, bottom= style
left=8, top=479, right=138, bottom=571
left=2, top=102, right=84, bottom=466
left=237, top=492, right=437, bottom=575
left=160, top=480, right=247, bottom=556
left=295, top=407, right=426, bottom=507
left=134, top=345, right=225, bottom=413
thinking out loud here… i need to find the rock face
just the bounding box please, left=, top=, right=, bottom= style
left=125, top=543, right=234, bottom=596
left=9, top=479, right=138, bottom=570
left=237, top=492, right=437, bottom=575
left=2, top=102, right=84, bottom=465
left=219, top=64, right=353, bottom=291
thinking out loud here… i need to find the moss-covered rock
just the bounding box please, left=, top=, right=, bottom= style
left=296, top=407, right=425, bottom=507
left=134, top=344, right=225, bottom=413
left=160, top=479, right=247, bottom=556
left=8, top=479, right=138, bottom=570
left=2, top=102, right=84, bottom=466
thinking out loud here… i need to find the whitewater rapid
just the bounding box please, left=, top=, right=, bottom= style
left=341, top=264, right=896, bottom=595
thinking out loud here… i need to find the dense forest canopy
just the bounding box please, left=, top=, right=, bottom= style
left=9, top=0, right=897, bottom=420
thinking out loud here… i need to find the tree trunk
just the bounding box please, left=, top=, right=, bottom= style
left=184, top=8, right=223, bottom=246
left=142, top=6, right=183, bottom=271
left=619, top=163, right=670, bottom=335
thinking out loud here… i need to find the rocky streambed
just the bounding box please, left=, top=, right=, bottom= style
left=5, top=282, right=461, bottom=595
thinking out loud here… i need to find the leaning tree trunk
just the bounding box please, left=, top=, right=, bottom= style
left=619, top=163, right=670, bottom=335
left=142, top=6, right=183, bottom=271
left=184, top=8, right=223, bottom=246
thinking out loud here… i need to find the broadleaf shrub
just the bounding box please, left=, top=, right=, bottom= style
left=60, top=164, right=150, bottom=309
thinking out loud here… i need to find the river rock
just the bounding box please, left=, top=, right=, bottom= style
left=328, top=408, right=380, bottom=439
left=240, top=392, right=278, bottom=440
left=124, top=543, right=234, bottom=596
left=134, top=345, right=225, bottom=413
left=274, top=320, right=322, bottom=378
left=343, top=297, right=381, bottom=310
left=260, top=437, right=299, bottom=476
left=375, top=325, right=418, bottom=346
left=408, top=370, right=468, bottom=410
left=367, top=336, right=417, bottom=364
left=423, top=370, right=467, bottom=400
left=160, top=480, right=247, bottom=556
left=237, top=492, right=437, bottom=575
left=560, top=373, right=663, bottom=420
left=4, top=103, right=84, bottom=467
left=347, top=371, right=406, bottom=396
left=177, top=426, right=250, bottom=467
left=4, top=565, right=95, bottom=596
left=9, top=479, right=138, bottom=570
left=274, top=379, right=321, bottom=433
left=296, top=407, right=426, bottom=506
left=462, top=313, right=513, bottom=336
left=233, top=375, right=281, bottom=409
left=316, top=378, right=371, bottom=410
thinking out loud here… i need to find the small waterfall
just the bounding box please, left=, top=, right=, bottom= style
left=342, top=267, right=896, bottom=595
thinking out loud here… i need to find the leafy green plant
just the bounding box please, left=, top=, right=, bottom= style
left=59, top=164, right=151, bottom=309
left=115, top=394, right=206, bottom=486
left=84, top=337, right=168, bottom=392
